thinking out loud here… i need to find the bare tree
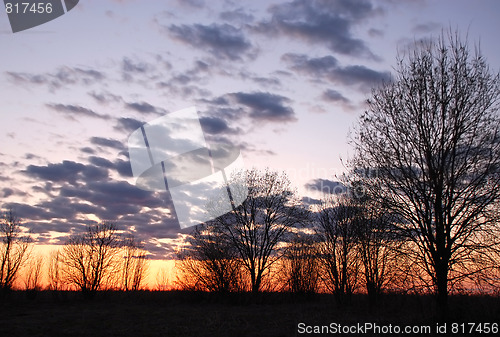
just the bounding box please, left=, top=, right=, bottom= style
left=23, top=254, right=43, bottom=297
left=155, top=267, right=170, bottom=291
left=0, top=209, right=32, bottom=293
left=48, top=250, right=63, bottom=291
left=279, top=234, right=320, bottom=294
left=121, top=235, right=149, bottom=291
left=176, top=223, right=243, bottom=292
left=351, top=32, right=500, bottom=313
left=60, top=222, right=120, bottom=296
left=316, top=195, right=360, bottom=304
left=354, top=196, right=401, bottom=305
left=211, top=168, right=308, bottom=293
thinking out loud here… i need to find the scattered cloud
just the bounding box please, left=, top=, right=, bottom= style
left=256, top=0, right=381, bottom=59
left=305, top=178, right=346, bottom=195
left=46, top=103, right=110, bottom=120
left=231, top=91, right=296, bottom=123
left=125, top=101, right=165, bottom=115
left=167, top=23, right=256, bottom=61
left=6, top=66, right=105, bottom=91
left=90, top=137, right=125, bottom=151
left=282, top=53, right=391, bottom=92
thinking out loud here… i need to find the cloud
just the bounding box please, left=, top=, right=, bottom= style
left=220, top=8, right=255, bottom=23
left=412, top=22, right=441, bottom=34
left=2, top=188, right=14, bottom=198
left=305, top=178, right=346, bottom=194
left=256, top=0, right=380, bottom=59
left=199, top=116, right=231, bottom=134
left=23, top=160, right=108, bottom=185
left=282, top=53, right=338, bottom=76
left=125, top=101, right=164, bottom=115
left=6, top=66, right=105, bottom=91
left=167, top=23, right=255, bottom=61
left=321, top=89, right=350, bottom=103
left=175, top=0, right=205, bottom=8
left=282, top=53, right=391, bottom=92
left=90, top=137, right=125, bottom=151
left=231, top=92, right=296, bottom=123
left=46, top=103, right=110, bottom=120
left=114, top=117, right=144, bottom=133
left=89, top=91, right=122, bottom=104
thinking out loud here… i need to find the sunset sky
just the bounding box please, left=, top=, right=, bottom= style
left=1, top=0, right=499, bottom=260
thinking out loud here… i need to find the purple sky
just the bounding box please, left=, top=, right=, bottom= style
left=1, top=0, right=499, bottom=259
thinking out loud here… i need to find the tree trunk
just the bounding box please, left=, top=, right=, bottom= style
left=435, top=260, right=449, bottom=320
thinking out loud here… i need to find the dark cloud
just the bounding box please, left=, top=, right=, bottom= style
left=24, top=160, right=108, bottom=185
left=305, top=178, right=346, bottom=195
left=90, top=137, right=125, bottom=151
left=283, top=53, right=391, bottom=92
left=7, top=66, right=105, bottom=91
left=46, top=103, right=110, bottom=120
left=122, top=57, right=152, bottom=74
left=199, top=116, right=230, bottom=134
left=256, top=0, right=380, bottom=59
left=2, top=188, right=14, bottom=198
left=412, top=22, right=441, bottom=34
left=88, top=156, right=132, bottom=178
left=301, top=196, right=322, bottom=207
left=220, top=8, right=255, bottom=23
left=89, top=91, right=122, bottom=104
left=231, top=92, right=296, bottom=123
left=282, top=53, right=338, bottom=76
left=368, top=28, right=384, bottom=38
left=176, top=0, right=204, bottom=8
left=80, top=147, right=95, bottom=154
left=167, top=23, right=254, bottom=61
left=115, top=117, right=144, bottom=133
left=24, top=160, right=86, bottom=184
left=321, top=89, right=351, bottom=105
left=89, top=156, right=114, bottom=169
left=125, top=101, right=164, bottom=115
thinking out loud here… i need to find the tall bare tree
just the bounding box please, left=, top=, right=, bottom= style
left=279, top=234, right=320, bottom=294
left=60, top=222, right=120, bottom=296
left=176, top=223, right=243, bottom=292
left=352, top=32, right=500, bottom=313
left=48, top=250, right=63, bottom=291
left=23, top=254, right=44, bottom=297
left=121, top=235, right=149, bottom=291
left=353, top=196, right=400, bottom=305
left=211, top=168, right=308, bottom=293
left=0, top=209, right=32, bottom=293
left=316, top=195, right=360, bottom=304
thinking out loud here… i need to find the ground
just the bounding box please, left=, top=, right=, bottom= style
left=0, top=291, right=499, bottom=336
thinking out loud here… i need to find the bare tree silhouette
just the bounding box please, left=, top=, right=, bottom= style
left=316, top=196, right=360, bottom=304
left=121, top=235, right=149, bottom=291
left=210, top=168, right=309, bottom=293
left=48, top=250, right=63, bottom=292
left=155, top=267, right=170, bottom=291
left=351, top=32, right=500, bottom=314
left=353, top=195, right=401, bottom=305
left=60, top=222, right=120, bottom=297
left=177, top=223, right=243, bottom=292
left=23, top=254, right=43, bottom=298
left=0, top=209, right=32, bottom=293
left=279, top=234, right=320, bottom=294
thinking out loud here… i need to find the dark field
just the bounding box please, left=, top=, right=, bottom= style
left=0, top=291, right=499, bottom=337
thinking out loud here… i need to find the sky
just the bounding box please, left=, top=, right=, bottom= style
left=1, top=0, right=499, bottom=259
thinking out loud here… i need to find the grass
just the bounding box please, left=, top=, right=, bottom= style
left=0, top=290, right=499, bottom=336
